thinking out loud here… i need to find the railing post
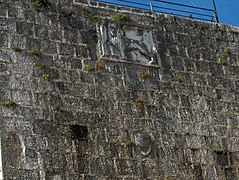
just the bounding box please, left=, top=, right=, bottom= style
left=149, top=0, right=153, bottom=13
left=212, top=0, right=219, bottom=23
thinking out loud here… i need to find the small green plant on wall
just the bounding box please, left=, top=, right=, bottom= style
left=176, top=76, right=183, bottom=83
left=217, top=148, right=228, bottom=154
left=30, top=0, right=50, bottom=11
left=113, top=13, right=129, bottom=22
left=0, top=101, right=18, bottom=108
left=135, top=97, right=144, bottom=107
left=219, top=58, right=227, bottom=66
left=124, top=139, right=135, bottom=147
left=139, top=71, right=150, bottom=79
left=91, top=15, right=102, bottom=24
left=35, top=62, right=46, bottom=70
left=28, top=48, right=42, bottom=57
left=222, top=48, right=231, bottom=55
left=96, top=60, right=107, bottom=71
left=84, top=65, right=94, bottom=72
left=43, top=74, right=51, bottom=81
left=153, top=14, right=158, bottom=24
left=53, top=105, right=60, bottom=111
left=218, top=47, right=232, bottom=66
left=222, top=149, right=228, bottom=154
left=11, top=46, right=23, bottom=53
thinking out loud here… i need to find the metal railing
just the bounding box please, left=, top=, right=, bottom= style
left=91, top=0, right=219, bottom=23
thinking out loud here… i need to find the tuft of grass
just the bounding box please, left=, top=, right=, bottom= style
left=11, top=46, right=23, bottom=53
left=135, top=97, right=144, bottom=106
left=153, top=14, right=158, bottom=24
left=125, top=139, right=135, bottom=147
left=139, top=71, right=150, bottom=79
left=96, top=60, right=107, bottom=71
left=113, top=13, right=129, bottom=22
left=222, top=149, right=228, bottom=154
left=84, top=65, right=94, bottom=72
left=30, top=0, right=50, bottom=11
left=35, top=62, right=46, bottom=70
left=43, top=74, right=51, bottom=81
left=0, top=101, right=18, bottom=108
left=217, top=148, right=228, bottom=154
left=222, top=48, right=231, bottom=55
left=53, top=105, right=60, bottom=111
left=176, top=76, right=183, bottom=83
left=215, top=149, right=228, bottom=156
left=219, top=58, right=227, bottom=66
left=91, top=15, right=102, bottom=24
left=28, top=48, right=42, bottom=57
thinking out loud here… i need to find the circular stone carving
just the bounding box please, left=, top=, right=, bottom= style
left=134, top=132, right=152, bottom=156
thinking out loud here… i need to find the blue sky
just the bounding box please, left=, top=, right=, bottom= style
left=215, top=0, right=239, bottom=27
left=97, top=0, right=239, bottom=27
left=186, top=0, right=239, bottom=27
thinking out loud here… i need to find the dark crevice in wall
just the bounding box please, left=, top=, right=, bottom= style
left=70, top=125, right=88, bottom=141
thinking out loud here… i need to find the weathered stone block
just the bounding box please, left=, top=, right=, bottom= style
left=0, top=32, right=7, bottom=46
left=55, top=109, right=74, bottom=123
left=58, top=43, right=74, bottom=56
left=16, top=21, right=33, bottom=36
left=3, top=169, right=40, bottom=179
left=0, top=19, right=14, bottom=32
left=35, top=24, right=49, bottom=39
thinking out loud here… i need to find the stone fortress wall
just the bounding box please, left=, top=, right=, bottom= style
left=0, top=0, right=239, bottom=179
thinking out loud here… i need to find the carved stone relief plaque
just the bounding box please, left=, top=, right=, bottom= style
left=99, top=22, right=158, bottom=65
left=134, top=132, right=152, bottom=156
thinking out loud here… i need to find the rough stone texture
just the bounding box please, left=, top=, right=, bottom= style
left=0, top=0, right=239, bottom=179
